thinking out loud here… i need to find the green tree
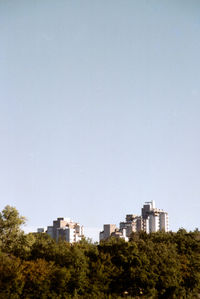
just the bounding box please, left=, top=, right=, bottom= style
left=0, top=251, right=24, bottom=299
left=21, top=258, right=54, bottom=299
left=0, top=205, right=26, bottom=254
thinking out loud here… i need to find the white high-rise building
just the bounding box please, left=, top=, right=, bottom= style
left=46, top=217, right=84, bottom=243
left=99, top=201, right=169, bottom=242
left=159, top=212, right=169, bottom=232
left=149, top=213, right=160, bottom=233
left=142, top=201, right=169, bottom=233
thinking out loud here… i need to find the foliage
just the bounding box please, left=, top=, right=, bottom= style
left=0, top=205, right=26, bottom=253
left=0, top=206, right=200, bottom=298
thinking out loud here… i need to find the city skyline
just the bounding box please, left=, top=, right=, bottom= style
left=100, top=200, right=169, bottom=241
left=35, top=200, right=168, bottom=242
left=34, top=200, right=169, bottom=242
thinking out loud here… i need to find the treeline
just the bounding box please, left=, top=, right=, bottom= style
left=0, top=206, right=200, bottom=298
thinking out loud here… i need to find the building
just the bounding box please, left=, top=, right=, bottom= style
left=99, top=201, right=169, bottom=242
left=159, top=212, right=169, bottom=232
left=39, top=217, right=84, bottom=243
left=111, top=228, right=129, bottom=241
left=119, top=215, right=144, bottom=237
left=141, top=201, right=169, bottom=233
left=99, top=224, right=129, bottom=241
left=99, top=224, right=116, bottom=241
left=37, top=228, right=45, bottom=233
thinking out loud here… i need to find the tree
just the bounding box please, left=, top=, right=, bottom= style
left=0, top=205, right=26, bottom=253
left=0, top=252, right=24, bottom=298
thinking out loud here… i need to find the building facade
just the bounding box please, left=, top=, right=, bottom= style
left=141, top=201, right=169, bottom=233
left=99, top=201, right=169, bottom=242
left=39, top=217, right=84, bottom=243
left=99, top=224, right=116, bottom=241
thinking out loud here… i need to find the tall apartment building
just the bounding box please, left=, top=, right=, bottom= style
left=99, top=201, right=169, bottom=242
left=99, top=224, right=129, bottom=241
left=119, top=215, right=144, bottom=237
left=141, top=201, right=169, bottom=233
left=99, top=224, right=116, bottom=241
left=45, top=217, right=84, bottom=243
left=159, top=212, right=169, bottom=232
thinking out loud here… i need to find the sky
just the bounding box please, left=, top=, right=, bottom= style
left=1, top=0, right=200, bottom=241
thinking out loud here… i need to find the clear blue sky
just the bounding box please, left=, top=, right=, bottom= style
left=1, top=0, right=200, bottom=241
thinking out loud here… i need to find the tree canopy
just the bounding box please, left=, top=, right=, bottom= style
left=0, top=205, right=200, bottom=298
